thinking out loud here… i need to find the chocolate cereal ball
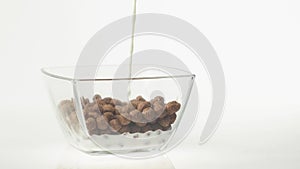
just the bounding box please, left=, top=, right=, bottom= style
left=136, top=95, right=146, bottom=102
left=166, top=101, right=181, bottom=115
left=169, top=113, right=177, bottom=124
left=103, top=112, right=114, bottom=122
left=93, top=94, right=102, bottom=103
left=137, top=101, right=151, bottom=112
left=130, top=99, right=140, bottom=109
left=96, top=116, right=108, bottom=130
left=158, top=115, right=171, bottom=128
left=102, top=104, right=115, bottom=113
left=86, top=118, right=97, bottom=131
left=102, top=97, right=113, bottom=104
left=109, top=119, right=122, bottom=131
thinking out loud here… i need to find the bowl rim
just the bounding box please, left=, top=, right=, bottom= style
left=41, top=64, right=196, bottom=81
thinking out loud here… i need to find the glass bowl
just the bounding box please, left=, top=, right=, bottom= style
left=41, top=64, right=195, bottom=156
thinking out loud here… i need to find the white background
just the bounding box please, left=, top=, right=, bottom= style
left=0, top=0, right=300, bottom=168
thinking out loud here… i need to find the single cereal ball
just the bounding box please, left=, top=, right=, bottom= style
left=136, top=95, right=146, bottom=102
left=142, top=107, right=157, bottom=122
left=130, top=99, right=139, bottom=109
left=102, top=97, right=113, bottom=105
left=111, top=99, right=122, bottom=106
left=59, top=100, right=75, bottom=114
left=116, top=115, right=131, bottom=126
left=88, top=111, right=99, bottom=119
left=137, top=101, right=151, bottom=112
left=59, top=100, right=72, bottom=107
left=86, top=117, right=97, bottom=131
left=158, top=115, right=171, bottom=128
left=102, top=104, right=115, bottom=113
left=166, top=101, right=181, bottom=115
left=69, top=112, right=78, bottom=124
left=97, top=99, right=106, bottom=106
left=135, top=122, right=147, bottom=127
left=103, top=112, right=114, bottom=122
left=96, top=116, right=108, bottom=130
left=93, top=94, right=102, bottom=103
left=169, top=113, right=177, bottom=124
left=129, top=110, right=144, bottom=122
left=109, top=119, right=122, bottom=131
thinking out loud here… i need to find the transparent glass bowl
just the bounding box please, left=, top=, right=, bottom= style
left=42, top=65, right=195, bottom=156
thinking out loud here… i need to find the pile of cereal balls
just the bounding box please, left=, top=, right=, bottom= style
left=58, top=94, right=181, bottom=135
